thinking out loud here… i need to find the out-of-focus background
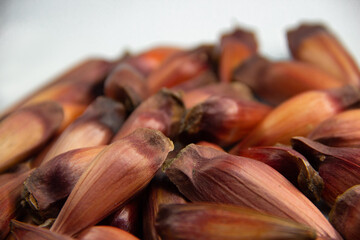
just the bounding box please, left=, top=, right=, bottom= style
left=1, top=0, right=359, bottom=111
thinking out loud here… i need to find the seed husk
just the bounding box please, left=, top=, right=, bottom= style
left=0, top=170, right=32, bottom=239
left=291, top=136, right=360, bottom=206
left=1, top=59, right=112, bottom=132
left=329, top=185, right=360, bottom=240
left=143, top=172, right=186, bottom=240
left=50, top=128, right=174, bottom=236
left=0, top=58, right=112, bottom=120
left=0, top=102, right=63, bottom=173
left=233, top=56, right=344, bottom=105
left=287, top=24, right=360, bottom=86
left=112, top=89, right=185, bottom=141
left=33, top=96, right=126, bottom=166
left=233, top=55, right=269, bottom=90
left=235, top=145, right=324, bottom=202
left=183, top=95, right=272, bottom=146
left=104, top=64, right=148, bottom=111
left=230, top=85, right=360, bottom=151
left=23, top=146, right=105, bottom=220
left=219, top=27, right=258, bottom=83
left=308, top=109, right=360, bottom=148
left=156, top=203, right=317, bottom=240
left=10, top=220, right=73, bottom=240
left=165, top=144, right=341, bottom=239
left=147, top=46, right=212, bottom=94
left=104, top=197, right=141, bottom=237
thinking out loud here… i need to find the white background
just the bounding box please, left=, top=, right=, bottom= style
left=1, top=0, right=360, bottom=111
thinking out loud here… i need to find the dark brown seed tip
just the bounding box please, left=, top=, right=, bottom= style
left=287, top=23, right=328, bottom=56
left=83, top=96, right=127, bottom=134
left=221, top=27, right=258, bottom=52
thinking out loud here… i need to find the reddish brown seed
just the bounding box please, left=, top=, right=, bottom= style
left=147, top=46, right=212, bottom=95
left=33, top=97, right=126, bottom=166
left=55, top=103, right=87, bottom=132
left=329, top=185, right=360, bottom=240
left=308, top=109, right=360, bottom=148
left=219, top=28, right=258, bottom=83
left=19, top=85, right=95, bottom=133
left=235, top=145, right=323, bottom=201
left=112, top=89, right=185, bottom=141
left=127, top=46, right=183, bottom=76
left=165, top=144, right=341, bottom=239
left=104, top=64, right=148, bottom=111
left=0, top=170, right=32, bottom=239
left=106, top=197, right=141, bottom=236
left=234, top=56, right=344, bottom=105
left=0, top=102, right=63, bottom=172
left=156, top=203, right=317, bottom=240
left=23, top=146, right=105, bottom=220
left=143, top=172, right=186, bottom=240
left=287, top=24, right=360, bottom=86
left=183, top=95, right=272, bottom=147
left=1, top=59, right=112, bottom=133
left=291, top=136, right=360, bottom=206
left=50, top=128, right=174, bottom=236
left=230, top=86, right=360, bottom=151
left=233, top=55, right=269, bottom=89
left=0, top=58, right=112, bottom=120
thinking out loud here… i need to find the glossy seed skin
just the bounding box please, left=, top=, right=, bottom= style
left=156, top=203, right=317, bottom=240
left=50, top=128, right=173, bottom=236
